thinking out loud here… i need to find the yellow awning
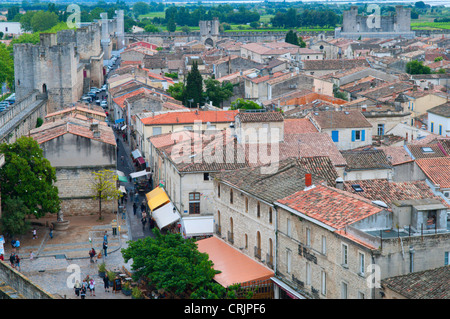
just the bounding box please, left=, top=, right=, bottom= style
left=146, top=187, right=170, bottom=212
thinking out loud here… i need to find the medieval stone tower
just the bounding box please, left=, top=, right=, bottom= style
left=199, top=18, right=219, bottom=47
left=337, top=5, right=415, bottom=39
left=13, top=13, right=124, bottom=113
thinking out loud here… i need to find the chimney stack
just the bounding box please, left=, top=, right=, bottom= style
left=335, top=177, right=344, bottom=190
left=305, top=173, right=312, bottom=187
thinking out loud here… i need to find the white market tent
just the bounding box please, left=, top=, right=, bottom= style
left=130, top=170, right=151, bottom=179
left=152, top=202, right=181, bottom=229
left=181, top=216, right=214, bottom=238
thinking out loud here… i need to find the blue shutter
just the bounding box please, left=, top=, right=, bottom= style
left=361, top=130, right=365, bottom=141
left=351, top=130, right=356, bottom=142
left=332, top=130, right=339, bottom=142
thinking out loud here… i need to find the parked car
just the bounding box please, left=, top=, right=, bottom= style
left=0, top=106, right=6, bottom=112
left=100, top=101, right=107, bottom=108
left=95, top=99, right=101, bottom=105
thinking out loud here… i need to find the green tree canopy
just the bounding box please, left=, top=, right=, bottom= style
left=406, top=60, right=431, bottom=75
left=185, top=60, right=203, bottom=108
left=133, top=1, right=151, bottom=16
left=230, top=98, right=262, bottom=110
left=121, top=229, right=225, bottom=298
left=30, top=10, right=59, bottom=32
left=167, top=18, right=176, bottom=32
left=0, top=136, right=61, bottom=218
left=0, top=43, right=14, bottom=89
left=90, top=169, right=121, bottom=220
left=285, top=30, right=306, bottom=47
left=0, top=197, right=31, bottom=237
left=144, top=24, right=160, bottom=32
left=167, top=82, right=186, bottom=104
left=204, top=78, right=234, bottom=107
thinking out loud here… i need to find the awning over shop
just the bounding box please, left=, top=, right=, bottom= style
left=152, top=202, right=180, bottom=229
left=131, top=149, right=142, bottom=159
left=137, top=157, right=146, bottom=165
left=271, top=277, right=306, bottom=299
left=116, top=170, right=128, bottom=183
left=181, top=216, right=214, bottom=238
left=119, top=186, right=127, bottom=193
left=121, top=125, right=127, bottom=131
left=196, top=236, right=274, bottom=288
left=130, top=170, right=151, bottom=179
left=145, top=187, right=170, bottom=212
left=115, top=118, right=124, bottom=124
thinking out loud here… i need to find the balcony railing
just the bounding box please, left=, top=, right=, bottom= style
left=254, top=246, right=261, bottom=260
left=227, top=231, right=234, bottom=244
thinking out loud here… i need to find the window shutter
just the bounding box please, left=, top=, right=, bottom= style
left=361, top=130, right=365, bottom=141
left=332, top=130, right=339, bottom=142
left=351, top=130, right=356, bottom=142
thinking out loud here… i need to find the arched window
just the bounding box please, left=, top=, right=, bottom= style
left=255, top=231, right=261, bottom=259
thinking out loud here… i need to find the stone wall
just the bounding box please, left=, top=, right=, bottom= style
left=0, top=262, right=54, bottom=299
left=374, top=232, right=450, bottom=280
left=0, top=91, right=47, bottom=144
left=276, top=206, right=373, bottom=299
left=213, top=180, right=276, bottom=271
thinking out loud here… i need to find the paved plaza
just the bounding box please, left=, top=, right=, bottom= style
left=2, top=131, right=153, bottom=299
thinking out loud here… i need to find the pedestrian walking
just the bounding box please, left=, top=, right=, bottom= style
left=32, top=228, right=37, bottom=240
left=29, top=251, right=34, bottom=261
left=141, top=215, right=147, bottom=229
left=140, top=202, right=146, bottom=213
left=103, top=275, right=110, bottom=293
left=14, top=239, right=20, bottom=252
left=80, top=286, right=86, bottom=299
left=74, top=280, right=81, bottom=297
left=0, top=254, right=3, bottom=262
left=103, top=231, right=108, bottom=243
left=9, top=253, right=15, bottom=268
left=89, top=278, right=96, bottom=296
left=89, top=248, right=96, bottom=263
left=121, top=155, right=124, bottom=165
left=133, top=202, right=137, bottom=215
left=15, top=254, right=20, bottom=271
left=49, top=223, right=54, bottom=239
left=103, top=241, right=108, bottom=258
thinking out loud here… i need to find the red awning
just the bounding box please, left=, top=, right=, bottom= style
left=137, top=157, right=145, bottom=165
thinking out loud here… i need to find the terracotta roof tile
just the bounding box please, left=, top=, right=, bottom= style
left=237, top=111, right=284, bottom=123
left=381, top=266, right=450, bottom=299
left=309, top=110, right=372, bottom=129
left=277, top=184, right=385, bottom=230
left=343, top=179, right=445, bottom=207
left=341, top=149, right=392, bottom=170
left=415, top=157, right=450, bottom=188
left=140, top=110, right=238, bottom=125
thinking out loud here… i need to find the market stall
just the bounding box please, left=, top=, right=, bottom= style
left=130, top=170, right=152, bottom=193
left=145, top=187, right=170, bottom=212
left=152, top=202, right=181, bottom=230
left=180, top=216, right=214, bottom=239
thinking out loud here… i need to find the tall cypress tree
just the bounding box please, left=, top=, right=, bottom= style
left=185, top=60, right=203, bottom=108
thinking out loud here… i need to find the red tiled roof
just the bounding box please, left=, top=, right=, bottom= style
left=277, top=184, right=385, bottom=230
left=140, top=110, right=238, bottom=125
left=30, top=117, right=116, bottom=146
left=284, top=119, right=318, bottom=134
left=415, top=157, right=450, bottom=188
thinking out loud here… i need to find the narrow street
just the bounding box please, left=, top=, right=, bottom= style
left=114, top=130, right=154, bottom=241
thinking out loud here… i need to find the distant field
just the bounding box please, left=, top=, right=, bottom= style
left=411, top=21, right=450, bottom=30
left=138, top=12, right=166, bottom=20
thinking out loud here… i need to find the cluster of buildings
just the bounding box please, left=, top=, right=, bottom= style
left=1, top=5, right=450, bottom=299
